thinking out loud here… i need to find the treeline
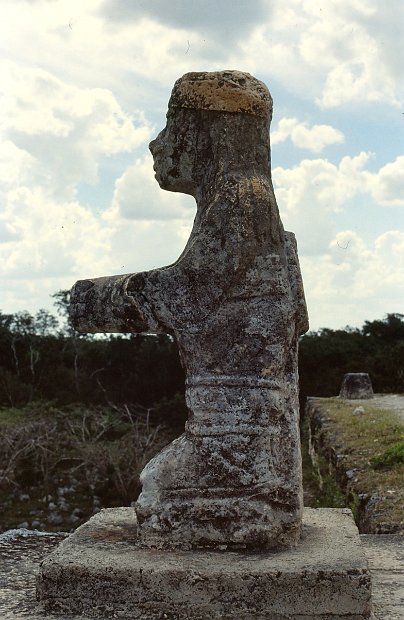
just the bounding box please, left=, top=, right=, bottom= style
left=299, top=313, right=404, bottom=401
left=1, top=292, right=403, bottom=424
left=0, top=292, right=186, bottom=428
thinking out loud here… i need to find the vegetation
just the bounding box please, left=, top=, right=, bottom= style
left=370, top=440, right=404, bottom=470
left=1, top=293, right=403, bottom=411
left=308, top=398, right=404, bottom=533
left=301, top=418, right=346, bottom=510
left=0, top=294, right=403, bottom=531
left=0, top=292, right=186, bottom=418
left=0, top=402, right=176, bottom=532
left=299, top=312, right=404, bottom=402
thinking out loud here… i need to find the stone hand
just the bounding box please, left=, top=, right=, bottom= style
left=70, top=274, right=151, bottom=334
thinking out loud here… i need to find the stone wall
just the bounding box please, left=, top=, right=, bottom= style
left=306, top=396, right=404, bottom=534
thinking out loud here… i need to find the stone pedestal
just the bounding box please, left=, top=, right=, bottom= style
left=37, top=507, right=372, bottom=619
left=339, top=373, right=374, bottom=399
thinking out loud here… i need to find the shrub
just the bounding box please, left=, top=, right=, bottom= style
left=370, top=441, right=404, bottom=470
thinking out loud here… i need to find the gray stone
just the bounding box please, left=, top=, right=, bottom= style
left=17, top=521, right=29, bottom=529
left=340, top=373, right=374, bottom=399
left=0, top=530, right=399, bottom=619
left=361, top=534, right=404, bottom=620
left=36, top=507, right=372, bottom=619
left=69, top=71, right=309, bottom=549
left=68, top=514, right=80, bottom=524
left=47, top=513, right=63, bottom=526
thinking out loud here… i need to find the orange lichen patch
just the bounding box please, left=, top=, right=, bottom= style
left=239, top=177, right=268, bottom=202
left=261, top=368, right=272, bottom=377
left=237, top=177, right=272, bottom=221
left=169, top=71, right=272, bottom=118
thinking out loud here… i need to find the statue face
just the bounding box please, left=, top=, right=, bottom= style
left=149, top=109, right=197, bottom=195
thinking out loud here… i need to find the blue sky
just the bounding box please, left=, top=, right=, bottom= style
left=1, top=0, right=403, bottom=331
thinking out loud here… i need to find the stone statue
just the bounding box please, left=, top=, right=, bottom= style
left=70, top=71, right=309, bottom=549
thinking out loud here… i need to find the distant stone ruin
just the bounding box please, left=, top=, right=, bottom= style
left=339, top=373, right=374, bottom=399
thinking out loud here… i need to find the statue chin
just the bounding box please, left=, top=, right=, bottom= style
left=153, top=169, right=174, bottom=191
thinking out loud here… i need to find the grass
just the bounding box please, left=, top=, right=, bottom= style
left=309, top=398, right=404, bottom=532
left=0, top=406, right=33, bottom=426
left=301, top=417, right=346, bottom=509
left=370, top=440, right=404, bottom=469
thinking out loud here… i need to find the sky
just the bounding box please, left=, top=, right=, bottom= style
left=1, top=0, right=403, bottom=332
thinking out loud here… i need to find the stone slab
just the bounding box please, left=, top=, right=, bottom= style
left=2, top=529, right=401, bottom=619
left=36, top=507, right=371, bottom=619
left=361, top=534, right=404, bottom=620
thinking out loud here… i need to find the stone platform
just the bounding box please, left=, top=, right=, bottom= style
left=36, top=507, right=371, bottom=619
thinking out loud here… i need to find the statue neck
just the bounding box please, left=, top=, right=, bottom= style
left=193, top=163, right=271, bottom=206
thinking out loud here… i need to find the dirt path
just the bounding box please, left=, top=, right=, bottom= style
left=351, top=394, right=404, bottom=421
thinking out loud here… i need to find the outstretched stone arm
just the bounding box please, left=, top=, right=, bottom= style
left=70, top=272, right=167, bottom=334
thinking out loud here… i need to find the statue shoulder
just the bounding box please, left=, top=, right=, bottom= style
left=284, top=230, right=310, bottom=335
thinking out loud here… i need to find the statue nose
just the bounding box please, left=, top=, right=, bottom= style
left=149, top=129, right=166, bottom=155
left=150, top=140, right=165, bottom=158
left=150, top=138, right=164, bottom=157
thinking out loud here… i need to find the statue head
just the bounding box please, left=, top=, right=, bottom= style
left=149, top=71, right=273, bottom=197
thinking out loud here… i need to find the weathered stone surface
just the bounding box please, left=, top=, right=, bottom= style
left=168, top=70, right=272, bottom=117
left=70, top=71, right=309, bottom=549
left=361, top=534, right=404, bottom=620
left=36, top=507, right=372, bottom=619
left=0, top=529, right=68, bottom=619
left=5, top=528, right=403, bottom=619
left=340, top=374, right=374, bottom=400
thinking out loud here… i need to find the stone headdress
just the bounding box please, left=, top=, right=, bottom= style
left=169, top=70, right=273, bottom=120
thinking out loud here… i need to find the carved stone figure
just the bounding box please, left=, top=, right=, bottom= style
left=70, top=71, right=309, bottom=549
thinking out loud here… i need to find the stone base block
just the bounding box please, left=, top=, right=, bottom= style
left=37, top=507, right=372, bottom=619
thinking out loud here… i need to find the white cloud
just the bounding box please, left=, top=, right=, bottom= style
left=273, top=152, right=372, bottom=253
left=0, top=0, right=230, bottom=113
left=0, top=55, right=153, bottom=312
left=3, top=0, right=403, bottom=114
left=105, top=154, right=195, bottom=221
left=273, top=150, right=404, bottom=278
left=103, top=219, right=194, bottom=276
left=1, top=62, right=151, bottom=195
left=237, top=0, right=403, bottom=109
left=368, top=156, right=404, bottom=207
left=302, top=229, right=404, bottom=329
left=99, top=0, right=268, bottom=44
left=101, top=154, right=196, bottom=277
left=0, top=140, right=37, bottom=190
left=272, top=118, right=344, bottom=153
left=0, top=186, right=112, bottom=279
left=300, top=1, right=403, bottom=108
left=1, top=0, right=403, bottom=330
left=318, top=60, right=396, bottom=109
left=0, top=181, right=116, bottom=313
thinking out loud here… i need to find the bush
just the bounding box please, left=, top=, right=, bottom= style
left=0, top=402, right=176, bottom=530
left=370, top=441, right=404, bottom=470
